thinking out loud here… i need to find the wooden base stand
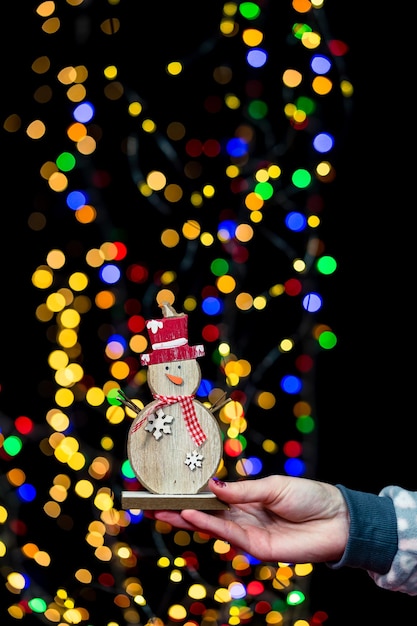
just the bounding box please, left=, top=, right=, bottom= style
left=121, top=491, right=229, bottom=510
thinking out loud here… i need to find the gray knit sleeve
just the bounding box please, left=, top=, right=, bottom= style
left=327, top=485, right=397, bottom=574
left=367, top=485, right=417, bottom=595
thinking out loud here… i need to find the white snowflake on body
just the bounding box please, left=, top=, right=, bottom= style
left=185, top=450, right=204, bottom=470
left=144, top=408, right=174, bottom=440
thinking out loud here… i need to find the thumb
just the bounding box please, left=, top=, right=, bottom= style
left=209, top=474, right=289, bottom=505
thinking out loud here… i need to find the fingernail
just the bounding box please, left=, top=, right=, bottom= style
left=211, top=477, right=226, bottom=487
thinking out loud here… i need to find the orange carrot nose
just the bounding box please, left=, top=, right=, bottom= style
left=166, top=373, right=183, bottom=385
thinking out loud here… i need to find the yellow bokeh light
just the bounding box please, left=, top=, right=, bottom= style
left=57, top=328, right=78, bottom=348
left=301, top=30, right=321, bottom=49
left=213, top=587, right=231, bottom=603
left=94, top=489, right=114, bottom=512
left=257, top=391, right=276, bottom=409
left=147, top=170, right=166, bottom=190
left=68, top=272, right=89, bottom=291
left=77, top=135, right=96, bottom=155
left=49, top=484, right=67, bottom=502
left=282, top=68, right=302, bottom=88
left=100, top=17, right=121, bottom=35
left=32, top=266, right=54, bottom=289
left=167, top=61, right=183, bottom=76
left=55, top=388, right=74, bottom=408
left=46, top=408, right=70, bottom=432
left=46, top=249, right=66, bottom=269
left=200, top=231, right=214, bottom=246
left=46, top=292, right=66, bottom=312
left=48, top=171, right=68, bottom=192
left=294, top=562, right=313, bottom=576
left=216, top=275, right=236, bottom=294
left=44, top=501, right=61, bottom=518
left=170, top=569, right=183, bottom=582
left=34, top=551, right=51, bottom=567
left=265, top=610, right=284, bottom=624
left=279, top=338, right=294, bottom=352
left=7, top=572, right=26, bottom=590
left=0, top=506, right=9, bottom=523
left=253, top=295, right=267, bottom=310
left=235, top=292, right=253, bottom=311
left=75, top=479, right=94, bottom=499
left=213, top=539, right=231, bottom=554
left=85, top=387, right=105, bottom=407
left=60, top=308, right=81, bottom=328
left=182, top=220, right=201, bottom=240
left=129, top=101, right=143, bottom=117
left=312, top=75, right=332, bottom=95
left=188, top=584, right=206, bottom=599
left=26, top=119, right=46, bottom=140
left=161, top=228, right=180, bottom=248
left=167, top=604, right=187, bottom=621
left=225, top=93, right=240, bottom=110
left=104, top=65, right=118, bottom=80
left=242, top=28, right=263, bottom=46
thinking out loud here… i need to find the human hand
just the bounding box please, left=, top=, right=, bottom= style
left=151, top=474, right=350, bottom=563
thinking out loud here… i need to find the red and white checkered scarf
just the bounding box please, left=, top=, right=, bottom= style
left=132, top=393, right=207, bottom=446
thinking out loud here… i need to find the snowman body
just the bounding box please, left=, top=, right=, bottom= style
left=128, top=358, right=223, bottom=494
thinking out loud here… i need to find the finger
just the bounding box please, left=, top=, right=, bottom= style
left=180, top=508, right=245, bottom=545
left=153, top=510, right=203, bottom=532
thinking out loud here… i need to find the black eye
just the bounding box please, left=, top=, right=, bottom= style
left=177, top=365, right=181, bottom=371
left=165, top=365, right=169, bottom=371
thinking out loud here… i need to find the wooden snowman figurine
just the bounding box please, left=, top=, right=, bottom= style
left=121, top=302, right=227, bottom=510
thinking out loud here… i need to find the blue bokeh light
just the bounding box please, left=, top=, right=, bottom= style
left=17, top=483, right=37, bottom=502
left=99, top=264, right=122, bottom=285
left=284, top=457, right=305, bottom=477
left=302, top=292, right=322, bottom=313
left=310, top=54, right=332, bottom=74
left=280, top=375, right=302, bottom=394
left=197, top=378, right=214, bottom=397
left=285, top=211, right=307, bottom=232
left=66, top=190, right=88, bottom=210
left=201, top=297, right=223, bottom=316
left=226, top=137, right=249, bottom=158
left=73, top=101, right=95, bottom=123
left=246, top=48, right=267, bottom=68
left=313, top=132, right=334, bottom=153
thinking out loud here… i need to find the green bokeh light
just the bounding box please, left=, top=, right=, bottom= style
left=122, top=459, right=136, bottom=479
left=287, top=590, right=305, bottom=605
left=56, top=151, right=76, bottom=172
left=318, top=330, right=337, bottom=350
left=211, top=258, right=229, bottom=277
left=316, top=255, right=337, bottom=275
left=3, top=435, right=23, bottom=456
left=239, top=2, right=261, bottom=19
left=28, top=597, right=47, bottom=613
left=291, top=168, right=312, bottom=189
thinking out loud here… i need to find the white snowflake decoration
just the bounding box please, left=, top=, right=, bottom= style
left=185, top=450, right=203, bottom=470
left=144, top=408, right=174, bottom=440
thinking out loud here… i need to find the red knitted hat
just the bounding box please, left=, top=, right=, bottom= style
left=140, top=306, right=205, bottom=366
